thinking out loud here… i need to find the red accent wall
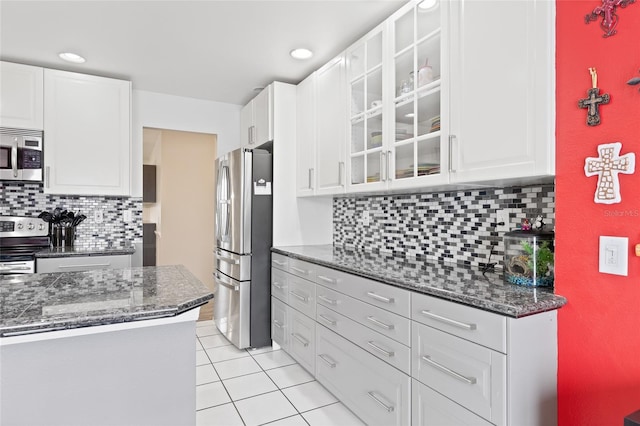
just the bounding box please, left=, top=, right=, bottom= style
left=556, top=1, right=640, bottom=424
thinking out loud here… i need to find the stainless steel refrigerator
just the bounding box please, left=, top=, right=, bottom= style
left=213, top=148, right=272, bottom=349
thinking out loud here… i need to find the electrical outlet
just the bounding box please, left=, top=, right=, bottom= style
left=94, top=210, right=104, bottom=224
left=362, top=210, right=370, bottom=226
left=123, top=210, right=132, bottom=223
left=496, top=209, right=509, bottom=232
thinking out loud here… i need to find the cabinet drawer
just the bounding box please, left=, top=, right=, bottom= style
left=36, top=254, right=131, bottom=273
left=288, top=258, right=316, bottom=281
left=271, top=268, right=289, bottom=303
left=289, top=308, right=316, bottom=375
left=316, top=325, right=410, bottom=426
left=317, top=286, right=410, bottom=346
left=315, top=264, right=410, bottom=317
left=288, top=275, right=316, bottom=319
left=412, top=322, right=505, bottom=425
left=271, top=297, right=288, bottom=350
left=271, top=253, right=289, bottom=271
left=316, top=304, right=410, bottom=375
left=411, top=379, right=492, bottom=426
left=412, top=292, right=506, bottom=353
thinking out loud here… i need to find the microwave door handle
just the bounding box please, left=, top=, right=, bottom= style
left=12, top=139, right=18, bottom=178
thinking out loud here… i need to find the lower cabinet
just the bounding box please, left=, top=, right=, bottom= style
left=271, top=296, right=316, bottom=375
left=412, top=379, right=492, bottom=426
left=316, top=324, right=411, bottom=426
left=37, top=254, right=131, bottom=273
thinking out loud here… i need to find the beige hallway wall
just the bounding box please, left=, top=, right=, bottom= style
left=156, top=129, right=216, bottom=318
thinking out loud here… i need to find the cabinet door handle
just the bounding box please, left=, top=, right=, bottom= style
left=387, top=150, right=392, bottom=181
left=249, top=125, right=255, bottom=145
left=420, top=310, right=476, bottom=330
left=366, top=316, right=394, bottom=330
left=290, top=266, right=309, bottom=275
left=318, top=354, right=337, bottom=368
left=272, top=259, right=287, bottom=266
left=291, top=333, right=310, bottom=347
left=309, top=168, right=314, bottom=189
left=338, top=161, right=345, bottom=186
left=367, top=391, right=395, bottom=413
left=318, top=314, right=337, bottom=326
left=273, top=319, right=284, bottom=329
left=272, top=281, right=285, bottom=290
left=290, top=290, right=309, bottom=303
left=366, top=292, right=394, bottom=304
left=380, top=151, right=386, bottom=181
left=421, top=355, right=477, bottom=385
left=45, top=166, right=50, bottom=188
left=317, top=275, right=337, bottom=285
left=318, top=295, right=338, bottom=305
left=448, top=135, right=457, bottom=172
left=367, top=341, right=395, bottom=358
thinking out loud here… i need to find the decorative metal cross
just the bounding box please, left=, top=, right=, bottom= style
left=578, top=68, right=610, bottom=126
left=585, top=0, right=636, bottom=38
left=584, top=142, right=636, bottom=204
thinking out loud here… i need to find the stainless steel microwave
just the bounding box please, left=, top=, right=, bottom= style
left=0, top=128, right=43, bottom=182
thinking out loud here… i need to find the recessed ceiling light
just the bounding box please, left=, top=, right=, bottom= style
left=418, top=0, right=438, bottom=10
left=290, top=48, right=313, bottom=60
left=59, top=52, right=86, bottom=63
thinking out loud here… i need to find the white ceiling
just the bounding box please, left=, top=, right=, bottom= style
left=0, top=0, right=406, bottom=106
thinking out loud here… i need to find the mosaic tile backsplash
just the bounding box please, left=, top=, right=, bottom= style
left=1, top=182, right=142, bottom=249
left=333, top=184, right=555, bottom=270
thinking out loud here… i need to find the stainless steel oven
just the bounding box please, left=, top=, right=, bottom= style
left=0, top=216, right=49, bottom=275
left=0, top=128, right=44, bottom=182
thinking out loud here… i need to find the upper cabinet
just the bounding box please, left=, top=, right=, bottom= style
left=296, top=73, right=316, bottom=197
left=448, top=0, right=555, bottom=183
left=44, top=69, right=131, bottom=196
left=241, top=85, right=273, bottom=149
left=0, top=62, right=44, bottom=130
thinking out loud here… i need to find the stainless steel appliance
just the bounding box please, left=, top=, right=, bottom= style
left=214, top=148, right=272, bottom=349
left=0, top=128, right=44, bottom=182
left=0, top=216, right=49, bottom=275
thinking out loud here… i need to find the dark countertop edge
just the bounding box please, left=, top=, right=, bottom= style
left=0, top=294, right=213, bottom=338
left=271, top=247, right=567, bottom=319
left=35, top=247, right=136, bottom=258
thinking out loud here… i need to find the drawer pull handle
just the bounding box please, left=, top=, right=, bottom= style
left=366, top=316, right=394, bottom=330
left=318, top=314, right=337, bottom=326
left=318, top=295, right=338, bottom=305
left=291, top=333, right=310, bottom=347
left=290, top=291, right=309, bottom=303
left=421, top=355, right=477, bottom=385
left=318, top=354, right=337, bottom=368
left=58, top=263, right=110, bottom=269
left=317, top=275, right=337, bottom=284
left=272, top=281, right=285, bottom=290
left=290, top=266, right=309, bottom=275
left=420, top=310, right=477, bottom=331
left=366, top=292, right=394, bottom=304
left=367, top=391, right=395, bottom=413
left=367, top=341, right=395, bottom=358
left=273, top=319, right=284, bottom=329
left=272, top=260, right=287, bottom=266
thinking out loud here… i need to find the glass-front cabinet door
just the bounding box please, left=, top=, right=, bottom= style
left=389, top=0, right=447, bottom=189
left=346, top=27, right=386, bottom=192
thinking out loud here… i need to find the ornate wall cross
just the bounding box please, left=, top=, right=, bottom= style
left=578, top=68, right=610, bottom=126
left=585, top=0, right=636, bottom=37
left=584, top=142, right=636, bottom=204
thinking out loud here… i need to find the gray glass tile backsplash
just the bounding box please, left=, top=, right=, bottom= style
left=1, top=182, right=142, bottom=248
left=333, top=184, right=555, bottom=269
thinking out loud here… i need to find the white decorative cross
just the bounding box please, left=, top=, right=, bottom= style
left=584, top=142, right=635, bottom=204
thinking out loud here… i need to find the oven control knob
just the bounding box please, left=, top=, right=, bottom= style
left=27, top=223, right=35, bottom=230
left=17, top=223, right=24, bottom=230
left=38, top=223, right=45, bottom=230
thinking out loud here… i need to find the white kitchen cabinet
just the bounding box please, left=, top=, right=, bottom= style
left=241, top=85, right=273, bottom=149
left=0, top=62, right=44, bottom=130
left=296, top=73, right=316, bottom=197
left=43, top=69, right=131, bottom=196
left=448, top=0, right=555, bottom=184
left=315, top=55, right=346, bottom=195
left=271, top=296, right=289, bottom=350
left=412, top=379, right=492, bottom=426
left=289, top=307, right=316, bottom=374
left=37, top=254, right=131, bottom=273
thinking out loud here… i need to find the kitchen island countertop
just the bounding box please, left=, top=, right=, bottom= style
left=0, top=265, right=213, bottom=338
left=272, top=245, right=567, bottom=318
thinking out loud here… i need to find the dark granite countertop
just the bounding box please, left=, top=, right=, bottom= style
left=35, top=246, right=135, bottom=258
left=0, top=265, right=213, bottom=337
left=272, top=245, right=567, bottom=318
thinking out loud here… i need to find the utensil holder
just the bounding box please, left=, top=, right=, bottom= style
left=51, top=226, right=75, bottom=248
left=64, top=226, right=75, bottom=247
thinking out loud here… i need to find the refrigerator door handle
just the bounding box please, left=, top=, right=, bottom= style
left=214, top=272, right=239, bottom=291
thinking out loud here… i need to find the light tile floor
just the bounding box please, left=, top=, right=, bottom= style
left=195, top=320, right=365, bottom=426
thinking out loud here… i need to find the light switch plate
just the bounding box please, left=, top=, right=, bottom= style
left=599, top=236, right=628, bottom=276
